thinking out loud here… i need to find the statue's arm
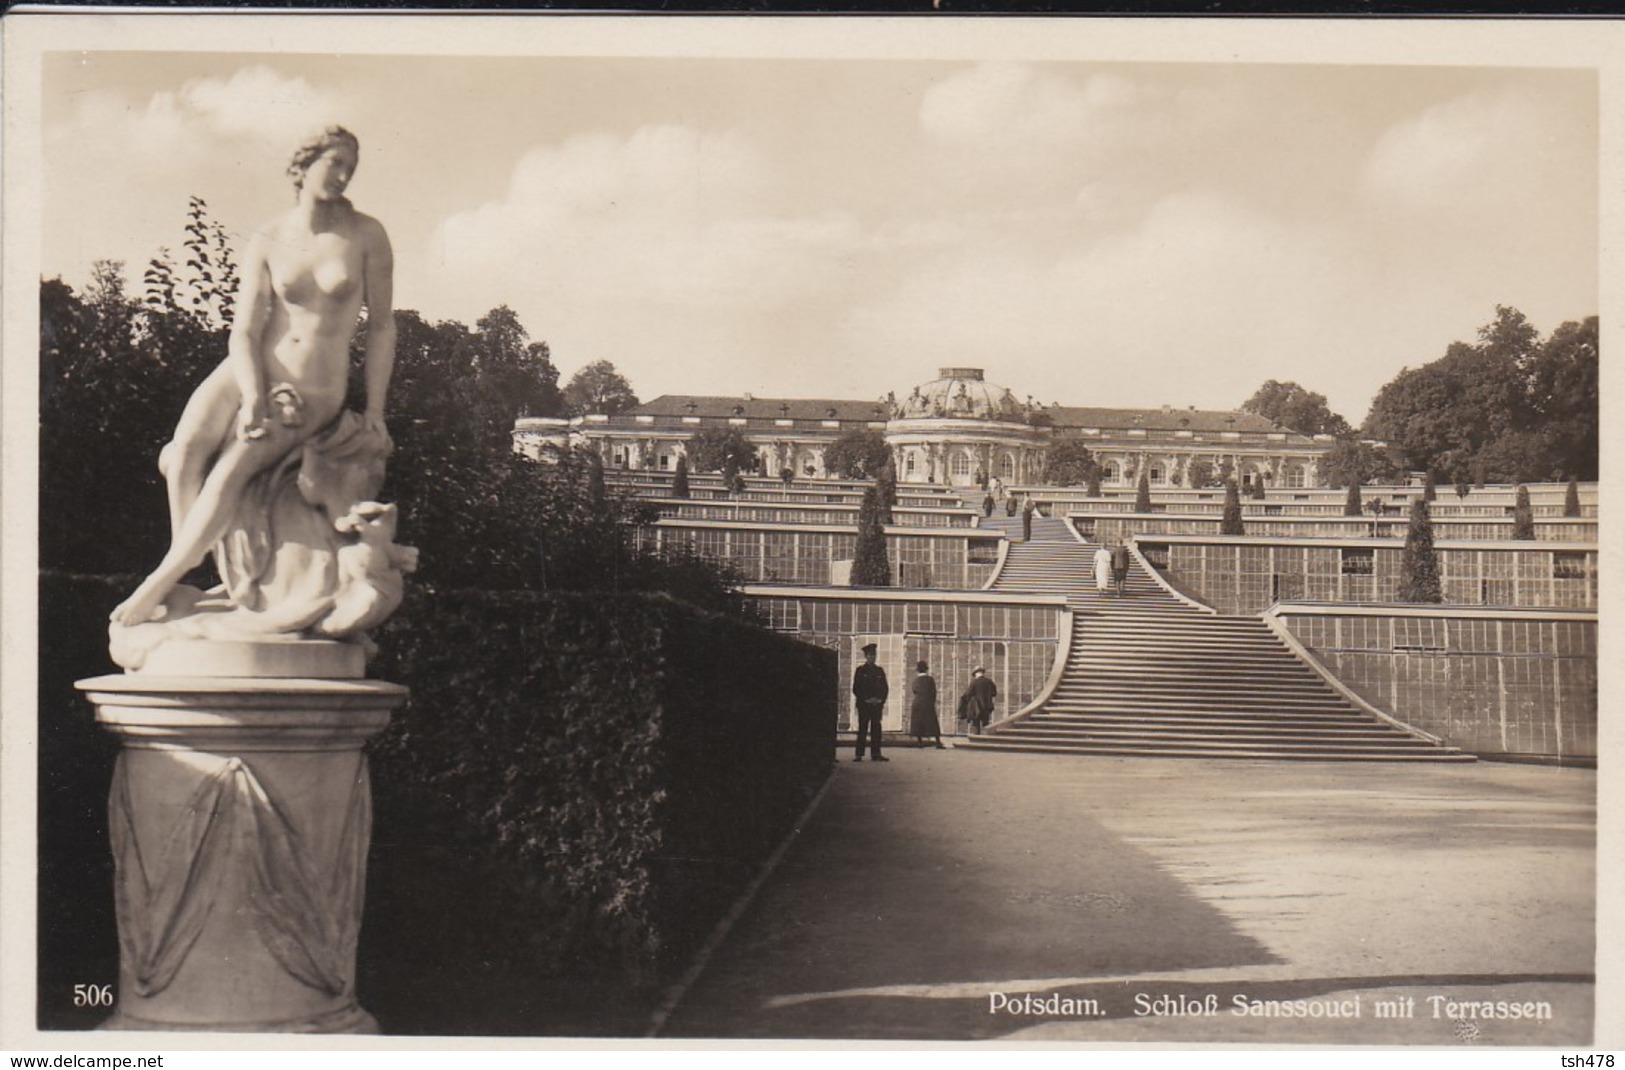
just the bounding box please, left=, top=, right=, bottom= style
left=361, top=217, right=396, bottom=434
left=229, top=233, right=275, bottom=438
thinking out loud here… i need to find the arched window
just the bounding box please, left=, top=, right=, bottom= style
left=950, top=450, right=974, bottom=479
left=1282, top=464, right=1306, bottom=488
left=999, top=453, right=1017, bottom=480
left=1104, top=461, right=1122, bottom=484
left=1150, top=464, right=1165, bottom=485
left=905, top=451, right=917, bottom=475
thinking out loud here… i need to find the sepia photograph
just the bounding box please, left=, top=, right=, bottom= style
left=2, top=9, right=1616, bottom=1055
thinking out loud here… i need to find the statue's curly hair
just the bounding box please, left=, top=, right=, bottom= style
left=287, top=126, right=360, bottom=190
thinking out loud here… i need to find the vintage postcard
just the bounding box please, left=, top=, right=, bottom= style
left=2, top=9, right=1619, bottom=1058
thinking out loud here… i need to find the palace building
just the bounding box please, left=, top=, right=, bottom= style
left=515, top=367, right=1334, bottom=490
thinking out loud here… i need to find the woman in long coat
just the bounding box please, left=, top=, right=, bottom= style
left=910, top=661, right=945, bottom=748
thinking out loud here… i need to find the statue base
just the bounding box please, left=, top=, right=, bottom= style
left=77, top=640, right=407, bottom=1035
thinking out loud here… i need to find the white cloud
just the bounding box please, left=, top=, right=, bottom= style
left=424, top=124, right=866, bottom=320
left=62, top=66, right=345, bottom=176
left=839, top=190, right=1358, bottom=411
left=415, top=124, right=882, bottom=395
left=1363, top=86, right=1589, bottom=219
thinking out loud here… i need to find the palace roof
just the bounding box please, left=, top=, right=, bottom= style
left=629, top=395, right=889, bottom=422
left=1047, top=406, right=1302, bottom=437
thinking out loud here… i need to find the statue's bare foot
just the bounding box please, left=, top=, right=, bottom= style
left=110, top=581, right=171, bottom=627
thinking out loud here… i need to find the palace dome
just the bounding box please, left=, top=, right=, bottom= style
left=896, top=368, right=1025, bottom=421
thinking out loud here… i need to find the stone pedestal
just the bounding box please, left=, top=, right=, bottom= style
left=77, top=643, right=407, bottom=1033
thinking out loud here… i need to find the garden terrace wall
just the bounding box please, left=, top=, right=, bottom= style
left=1074, top=512, right=1596, bottom=544
left=1271, top=603, right=1596, bottom=764
left=648, top=498, right=977, bottom=528
left=606, top=472, right=960, bottom=509
left=742, top=585, right=1067, bottom=731
left=1026, top=481, right=1596, bottom=517
left=1132, top=535, right=1596, bottom=614
left=636, top=519, right=1004, bottom=589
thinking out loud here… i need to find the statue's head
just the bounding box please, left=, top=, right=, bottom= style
left=287, top=126, right=361, bottom=192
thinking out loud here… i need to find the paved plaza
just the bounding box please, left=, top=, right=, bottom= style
left=659, top=748, right=1595, bottom=1044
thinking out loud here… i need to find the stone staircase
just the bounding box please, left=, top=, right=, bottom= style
left=965, top=514, right=1471, bottom=761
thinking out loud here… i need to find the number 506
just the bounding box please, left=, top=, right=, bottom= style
left=73, top=984, right=114, bottom=1007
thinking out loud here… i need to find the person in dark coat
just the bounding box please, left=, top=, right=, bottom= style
left=1021, top=498, right=1035, bottom=541
left=851, top=642, right=890, bottom=762
left=910, top=661, right=944, bottom=748
left=961, top=666, right=998, bottom=734
left=982, top=493, right=994, bottom=518
left=1110, top=540, right=1131, bottom=596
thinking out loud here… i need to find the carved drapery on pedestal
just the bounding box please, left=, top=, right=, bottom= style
left=79, top=671, right=405, bottom=1033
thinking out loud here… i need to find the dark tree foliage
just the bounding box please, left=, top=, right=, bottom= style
left=1241, top=379, right=1352, bottom=437
left=1565, top=477, right=1581, bottom=518
left=824, top=429, right=891, bottom=480
left=1512, top=484, right=1535, bottom=540
left=1043, top=437, right=1099, bottom=487
left=1398, top=499, right=1443, bottom=603
left=851, top=485, right=891, bottom=587
left=1220, top=480, right=1244, bottom=536
left=672, top=454, right=690, bottom=499
left=471, top=306, right=566, bottom=423
left=1363, top=306, right=1598, bottom=484
left=1344, top=481, right=1362, bottom=517
left=1186, top=458, right=1216, bottom=490
left=1423, top=471, right=1437, bottom=503
left=1526, top=316, right=1599, bottom=482
left=1318, top=438, right=1401, bottom=489
left=40, top=264, right=228, bottom=573
left=1249, top=478, right=1267, bottom=501
left=179, top=196, right=240, bottom=328
left=563, top=359, right=640, bottom=417
left=1134, top=469, right=1152, bottom=513
left=686, top=426, right=756, bottom=475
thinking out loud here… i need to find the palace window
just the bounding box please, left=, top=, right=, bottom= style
left=999, top=453, right=1017, bottom=480
left=1104, top=461, right=1122, bottom=484
left=1553, top=552, right=1587, bottom=580
left=951, top=451, right=973, bottom=479
left=1281, top=464, right=1306, bottom=489
left=1150, top=464, right=1165, bottom=484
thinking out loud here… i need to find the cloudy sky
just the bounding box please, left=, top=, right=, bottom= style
left=40, top=45, right=1597, bottom=425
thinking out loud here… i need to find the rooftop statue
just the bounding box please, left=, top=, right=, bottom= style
left=109, top=127, right=416, bottom=671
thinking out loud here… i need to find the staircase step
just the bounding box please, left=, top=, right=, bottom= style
left=994, top=727, right=1432, bottom=746
left=980, top=531, right=1466, bottom=762
left=1034, top=712, right=1390, bottom=730
left=957, top=738, right=1473, bottom=761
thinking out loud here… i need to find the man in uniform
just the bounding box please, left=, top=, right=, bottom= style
left=851, top=642, right=890, bottom=762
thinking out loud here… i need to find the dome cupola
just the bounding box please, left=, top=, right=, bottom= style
left=896, top=368, right=1024, bottom=421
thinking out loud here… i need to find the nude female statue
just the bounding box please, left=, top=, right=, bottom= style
left=111, top=127, right=397, bottom=627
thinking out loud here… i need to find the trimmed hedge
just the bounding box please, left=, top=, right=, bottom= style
left=38, top=573, right=837, bottom=1035
left=364, top=587, right=837, bottom=1033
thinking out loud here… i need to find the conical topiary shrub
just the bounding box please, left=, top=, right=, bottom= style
left=1512, top=484, right=1535, bottom=540
left=1398, top=498, right=1443, bottom=603
left=1220, top=479, right=1244, bottom=536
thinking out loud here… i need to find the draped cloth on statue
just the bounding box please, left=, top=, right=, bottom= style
left=110, top=412, right=417, bottom=671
